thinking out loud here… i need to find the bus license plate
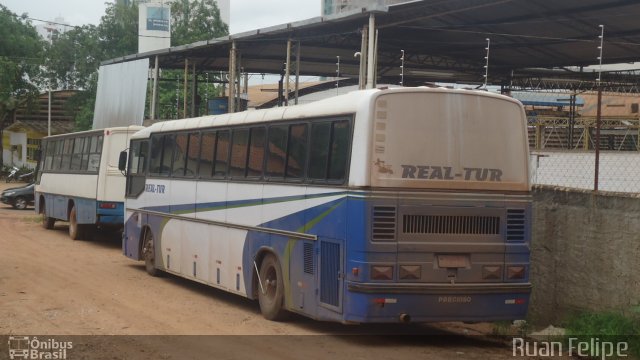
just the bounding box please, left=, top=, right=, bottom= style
left=437, top=255, right=469, bottom=268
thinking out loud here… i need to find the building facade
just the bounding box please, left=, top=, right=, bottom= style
left=321, top=0, right=411, bottom=15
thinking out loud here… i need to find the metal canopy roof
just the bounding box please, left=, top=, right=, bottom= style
left=103, top=0, right=640, bottom=87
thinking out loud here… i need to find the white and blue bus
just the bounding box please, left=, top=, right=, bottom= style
left=121, top=87, right=532, bottom=323
left=35, top=126, right=144, bottom=240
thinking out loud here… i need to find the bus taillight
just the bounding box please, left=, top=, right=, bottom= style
left=99, top=202, right=118, bottom=209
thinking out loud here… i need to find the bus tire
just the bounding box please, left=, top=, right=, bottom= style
left=42, top=201, right=55, bottom=230
left=258, top=254, right=289, bottom=321
left=68, top=205, right=87, bottom=240
left=142, top=229, right=161, bottom=277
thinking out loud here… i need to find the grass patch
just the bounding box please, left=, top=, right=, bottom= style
left=22, top=215, right=42, bottom=223
left=564, top=310, right=640, bottom=358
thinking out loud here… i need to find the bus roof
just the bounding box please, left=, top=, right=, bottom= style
left=131, top=87, right=521, bottom=139
left=42, top=126, right=145, bottom=140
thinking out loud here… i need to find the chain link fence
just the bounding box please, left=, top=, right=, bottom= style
left=513, top=90, right=640, bottom=193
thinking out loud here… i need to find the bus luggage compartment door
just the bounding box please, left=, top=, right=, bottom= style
left=319, top=239, right=343, bottom=312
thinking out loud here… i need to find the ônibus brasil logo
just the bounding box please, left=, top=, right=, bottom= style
left=8, top=336, right=72, bottom=360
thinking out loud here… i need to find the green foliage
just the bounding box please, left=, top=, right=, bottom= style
left=43, top=25, right=102, bottom=90
left=564, top=311, right=640, bottom=357
left=171, top=0, right=229, bottom=46
left=0, top=5, right=45, bottom=166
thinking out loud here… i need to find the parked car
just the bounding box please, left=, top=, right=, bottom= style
left=1, top=183, right=35, bottom=210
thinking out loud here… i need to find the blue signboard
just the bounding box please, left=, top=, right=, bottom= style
left=146, top=7, right=170, bottom=32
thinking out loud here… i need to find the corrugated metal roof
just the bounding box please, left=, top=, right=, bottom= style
left=103, top=0, right=640, bottom=86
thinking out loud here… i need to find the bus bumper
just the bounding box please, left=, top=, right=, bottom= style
left=96, top=201, right=124, bottom=225
left=343, top=282, right=531, bottom=323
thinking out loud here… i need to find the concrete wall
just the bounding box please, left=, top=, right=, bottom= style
left=530, top=186, right=640, bottom=325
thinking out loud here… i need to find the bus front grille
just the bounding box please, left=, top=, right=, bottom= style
left=402, top=215, right=500, bottom=235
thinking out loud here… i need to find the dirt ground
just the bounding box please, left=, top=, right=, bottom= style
left=0, top=182, right=532, bottom=360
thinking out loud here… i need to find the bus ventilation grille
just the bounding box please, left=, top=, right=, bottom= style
left=402, top=215, right=500, bottom=235
left=303, top=242, right=314, bottom=275
left=372, top=206, right=397, bottom=241
left=506, top=209, right=526, bottom=241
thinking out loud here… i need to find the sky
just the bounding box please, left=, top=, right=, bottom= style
left=1, top=0, right=320, bottom=34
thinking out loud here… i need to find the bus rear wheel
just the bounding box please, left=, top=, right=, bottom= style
left=68, top=205, right=88, bottom=240
left=41, top=201, right=55, bottom=229
left=142, top=230, right=161, bottom=277
left=258, top=254, right=289, bottom=321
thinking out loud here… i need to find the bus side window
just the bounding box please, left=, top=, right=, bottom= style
left=247, top=127, right=266, bottom=178
left=127, top=140, right=148, bottom=197
left=266, top=125, right=288, bottom=179
left=149, top=135, right=164, bottom=176
left=60, top=138, right=74, bottom=171
left=229, top=129, right=249, bottom=178
left=199, top=131, right=216, bottom=178
left=159, top=134, right=175, bottom=176
left=54, top=140, right=64, bottom=170
left=214, top=130, right=230, bottom=178
left=80, top=136, right=91, bottom=171
left=286, top=123, right=308, bottom=180
left=328, top=121, right=350, bottom=181
left=185, top=132, right=200, bottom=178
left=44, top=140, right=55, bottom=170
left=172, top=133, right=189, bottom=177
left=88, top=135, right=101, bottom=172
left=70, top=137, right=84, bottom=171
left=308, top=122, right=331, bottom=180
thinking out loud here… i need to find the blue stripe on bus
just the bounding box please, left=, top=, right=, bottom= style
left=144, top=191, right=348, bottom=215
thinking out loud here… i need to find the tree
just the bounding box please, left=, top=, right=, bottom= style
left=0, top=5, right=45, bottom=166
left=171, top=0, right=228, bottom=46
left=98, top=2, right=138, bottom=59
left=43, top=2, right=139, bottom=131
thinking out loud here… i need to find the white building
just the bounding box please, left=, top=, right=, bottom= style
left=35, top=17, right=71, bottom=43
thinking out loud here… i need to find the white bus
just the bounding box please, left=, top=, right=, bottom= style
left=35, top=126, right=144, bottom=240
left=121, top=87, right=532, bottom=323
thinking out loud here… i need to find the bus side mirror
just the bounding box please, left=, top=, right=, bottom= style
left=118, top=151, right=127, bottom=172
left=34, top=150, right=42, bottom=161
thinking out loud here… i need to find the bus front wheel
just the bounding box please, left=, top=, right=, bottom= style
left=142, top=230, right=161, bottom=277
left=258, top=254, right=289, bottom=321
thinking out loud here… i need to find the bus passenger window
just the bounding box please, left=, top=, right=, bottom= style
left=88, top=136, right=101, bottom=172
left=44, top=140, right=56, bottom=170
left=172, top=133, right=189, bottom=177
left=160, top=135, right=175, bottom=176
left=266, top=125, right=288, bottom=178
left=54, top=140, right=64, bottom=170
left=186, top=132, right=200, bottom=178
left=328, top=121, right=350, bottom=180
left=214, top=130, right=230, bottom=177
left=199, top=131, right=216, bottom=178
left=286, top=124, right=308, bottom=179
left=80, top=136, right=91, bottom=171
left=247, top=127, right=266, bottom=178
left=70, top=137, right=84, bottom=171
left=230, top=129, right=249, bottom=178
left=308, top=122, right=331, bottom=179
left=149, top=135, right=164, bottom=176
left=60, top=138, right=74, bottom=170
